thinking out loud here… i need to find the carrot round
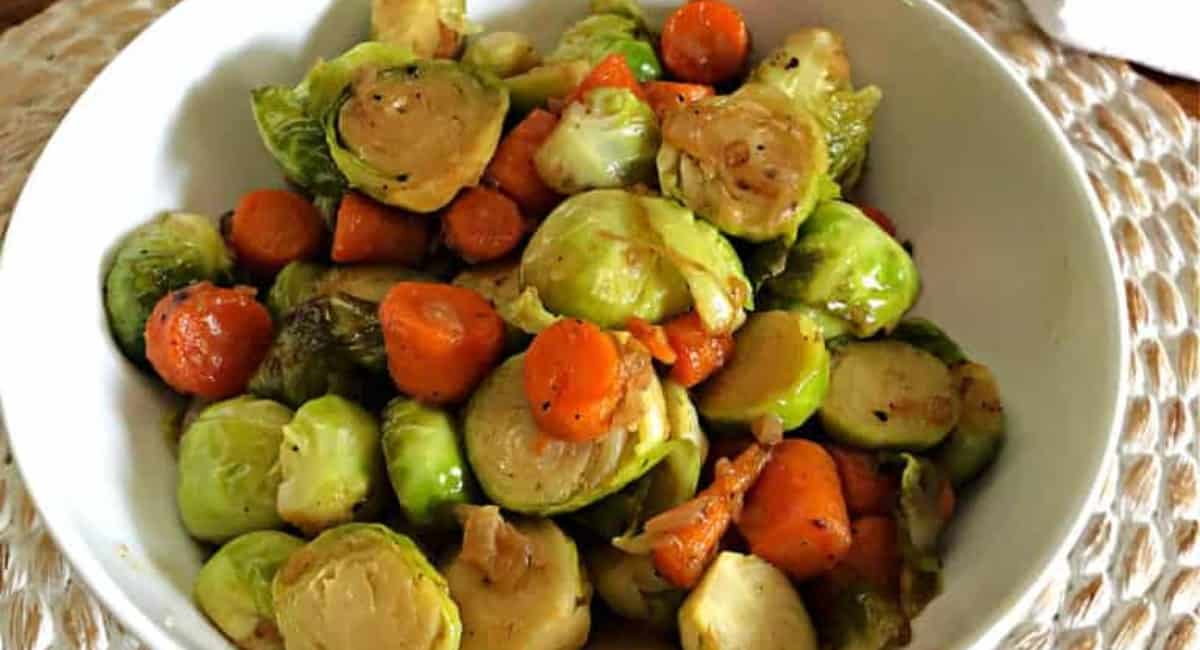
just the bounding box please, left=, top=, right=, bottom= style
left=523, top=319, right=624, bottom=442
left=652, top=444, right=771, bottom=588
left=332, top=192, right=432, bottom=265
left=663, top=311, right=734, bottom=388
left=379, top=282, right=505, bottom=404
left=626, top=317, right=677, bottom=364
left=485, top=109, right=562, bottom=218
left=443, top=187, right=526, bottom=263
left=660, top=0, right=750, bottom=85
left=834, top=516, right=901, bottom=593
left=228, top=189, right=325, bottom=276
left=738, top=439, right=853, bottom=580
left=642, top=81, right=715, bottom=120
left=564, top=53, right=646, bottom=106
left=145, top=282, right=273, bottom=399
left=828, top=445, right=898, bottom=517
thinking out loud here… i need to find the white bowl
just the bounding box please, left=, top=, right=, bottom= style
left=0, top=0, right=1127, bottom=648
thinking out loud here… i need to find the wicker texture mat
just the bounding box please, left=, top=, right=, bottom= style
left=0, top=0, right=1197, bottom=648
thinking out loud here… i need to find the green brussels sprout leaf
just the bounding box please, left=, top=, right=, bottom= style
left=547, top=14, right=661, bottom=82
left=889, top=318, right=967, bottom=366
left=381, top=398, right=476, bottom=529
left=892, top=453, right=948, bottom=619
left=250, top=86, right=346, bottom=199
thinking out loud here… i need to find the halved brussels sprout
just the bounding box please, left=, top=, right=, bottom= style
left=590, top=0, right=647, bottom=25
left=298, top=43, right=508, bottom=212
left=268, top=262, right=432, bottom=321
left=178, top=396, right=292, bottom=543
left=464, top=352, right=671, bottom=515
left=750, top=28, right=883, bottom=188
left=463, top=31, right=542, bottom=78
left=266, top=262, right=327, bottom=320
left=277, top=396, right=387, bottom=535
left=444, top=508, right=591, bottom=650
left=250, top=88, right=346, bottom=199
left=504, top=61, right=591, bottom=116
left=761, top=201, right=919, bottom=338
left=894, top=454, right=950, bottom=618
left=371, top=0, right=470, bottom=59
left=452, top=261, right=542, bottom=349
left=937, top=362, right=1005, bottom=486
left=588, top=545, right=683, bottom=630
left=381, top=398, right=475, bottom=529
left=520, top=190, right=751, bottom=332
left=890, top=318, right=968, bottom=366
left=105, top=212, right=233, bottom=362
left=547, top=13, right=661, bottom=82
left=273, top=523, right=461, bottom=650
left=812, top=580, right=911, bottom=650
left=658, top=87, right=829, bottom=242
left=194, top=530, right=305, bottom=650
left=697, top=311, right=830, bottom=431
left=534, top=87, right=660, bottom=195
left=645, top=381, right=708, bottom=516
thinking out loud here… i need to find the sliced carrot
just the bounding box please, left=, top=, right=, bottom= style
left=564, top=53, right=646, bottom=106
left=228, top=189, right=325, bottom=276
left=379, top=282, right=505, bottom=404
left=524, top=319, right=624, bottom=442
left=652, top=444, right=772, bottom=588
left=663, top=311, right=734, bottom=388
left=832, top=516, right=901, bottom=594
left=738, top=439, right=853, bottom=580
left=859, top=204, right=898, bottom=238
left=626, top=317, right=677, bottom=364
left=332, top=192, right=432, bottom=265
left=828, top=445, right=899, bottom=517
left=145, top=282, right=273, bottom=399
left=660, top=0, right=750, bottom=85
left=641, top=81, right=715, bottom=120
left=485, top=109, right=562, bottom=218
left=443, top=187, right=527, bottom=264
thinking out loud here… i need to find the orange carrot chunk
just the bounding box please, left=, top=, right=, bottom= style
left=228, top=189, right=326, bottom=276
left=652, top=444, right=772, bottom=589
left=663, top=311, right=734, bottom=388
left=485, top=109, right=562, bottom=218
left=524, top=319, right=624, bottom=442
left=828, top=445, right=899, bottom=517
left=626, top=317, right=678, bottom=364
left=379, top=282, right=505, bottom=405
left=833, top=516, right=901, bottom=594
left=145, top=282, right=274, bottom=400
left=332, top=192, right=431, bottom=265
left=738, top=439, right=853, bottom=580
left=642, top=81, right=715, bottom=120
left=660, top=0, right=750, bottom=85
left=564, top=53, right=647, bottom=106
left=443, top=187, right=527, bottom=263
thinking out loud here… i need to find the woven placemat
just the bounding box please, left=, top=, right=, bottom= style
left=0, top=0, right=1197, bottom=648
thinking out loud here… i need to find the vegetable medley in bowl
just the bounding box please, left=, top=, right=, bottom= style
left=101, top=0, right=1007, bottom=648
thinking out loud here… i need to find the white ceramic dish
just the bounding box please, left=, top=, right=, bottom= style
left=0, top=0, right=1127, bottom=648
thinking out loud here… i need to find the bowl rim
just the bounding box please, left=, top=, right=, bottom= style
left=0, top=0, right=1130, bottom=648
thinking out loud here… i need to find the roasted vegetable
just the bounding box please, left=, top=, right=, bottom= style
left=266, top=262, right=327, bottom=319
left=276, top=396, right=387, bottom=535
left=250, top=88, right=346, bottom=199
left=104, top=212, right=233, bottom=362
left=645, top=381, right=709, bottom=516
left=462, top=31, right=542, bottom=78
left=546, top=13, right=661, bottom=83
left=812, top=580, right=911, bottom=650
left=889, top=318, right=968, bottom=366
left=177, top=396, right=292, bottom=543
left=504, top=61, right=592, bottom=115
left=894, top=454, right=950, bottom=618
left=194, top=530, right=304, bottom=650
left=937, top=362, right=1005, bottom=486
left=381, top=398, right=475, bottom=529
left=273, top=523, right=461, bottom=650
left=371, top=0, right=470, bottom=59
left=588, top=545, right=683, bottom=630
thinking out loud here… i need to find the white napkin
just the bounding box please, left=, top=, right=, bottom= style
left=1021, top=0, right=1200, bottom=81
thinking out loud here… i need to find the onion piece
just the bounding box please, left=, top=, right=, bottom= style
left=750, top=414, right=784, bottom=446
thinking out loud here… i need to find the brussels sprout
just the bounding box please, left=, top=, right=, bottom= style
left=547, top=14, right=661, bottom=82
left=177, top=396, right=292, bottom=543
left=645, top=380, right=708, bottom=516
left=381, top=398, right=475, bottom=529
left=761, top=201, right=919, bottom=338
left=937, top=362, right=1005, bottom=486
left=273, top=523, right=461, bottom=650
left=452, top=262, right=540, bottom=349
left=194, top=531, right=305, bottom=650
left=266, top=262, right=327, bottom=319
left=534, top=87, right=660, bottom=195
left=590, top=0, right=647, bottom=25
left=444, top=508, right=591, bottom=650
left=250, top=87, right=346, bottom=199
left=520, top=190, right=751, bottom=332
left=750, top=29, right=883, bottom=188
left=820, top=341, right=960, bottom=450
left=888, top=318, right=967, bottom=366
left=463, top=31, right=542, bottom=78
left=697, top=311, right=830, bottom=431
left=894, top=454, right=949, bottom=618
left=297, top=43, right=508, bottom=212
left=105, top=212, right=233, bottom=362
left=464, top=352, right=672, bottom=514
left=588, top=545, right=683, bottom=630
left=504, top=60, right=592, bottom=116
left=371, top=0, right=470, bottom=59
left=317, top=265, right=431, bottom=304
left=658, top=88, right=829, bottom=242
left=813, top=580, right=911, bottom=650
left=571, top=475, right=653, bottom=539
left=678, top=552, right=819, bottom=650
left=277, top=396, right=387, bottom=535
